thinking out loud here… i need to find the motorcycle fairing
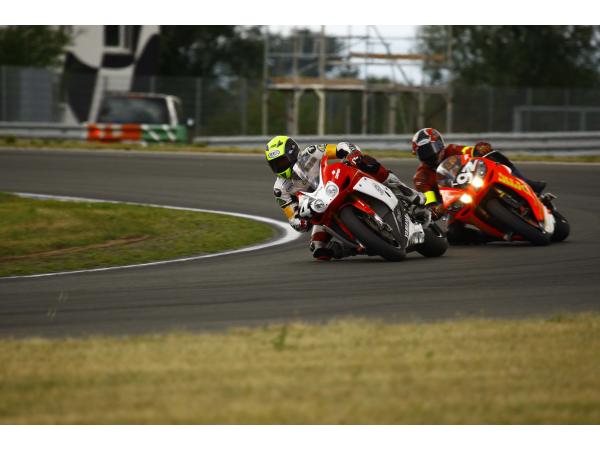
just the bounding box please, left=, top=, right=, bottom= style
left=353, top=176, right=398, bottom=212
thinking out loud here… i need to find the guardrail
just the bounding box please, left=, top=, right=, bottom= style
left=195, top=132, right=600, bottom=152
left=0, top=122, right=85, bottom=140
left=0, top=122, right=186, bottom=143
left=1, top=122, right=599, bottom=152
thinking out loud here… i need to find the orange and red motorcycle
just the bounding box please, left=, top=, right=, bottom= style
left=436, top=154, right=569, bottom=245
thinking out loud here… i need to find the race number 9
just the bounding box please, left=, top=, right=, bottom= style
left=455, top=172, right=473, bottom=185
left=454, top=160, right=477, bottom=186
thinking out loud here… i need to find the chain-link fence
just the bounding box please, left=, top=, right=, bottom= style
left=2, top=65, right=600, bottom=136
left=446, top=86, right=600, bottom=133
left=0, top=66, right=63, bottom=122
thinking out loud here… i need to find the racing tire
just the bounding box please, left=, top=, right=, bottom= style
left=339, top=206, right=406, bottom=261
left=551, top=210, right=570, bottom=242
left=417, top=224, right=449, bottom=257
left=486, top=198, right=551, bottom=246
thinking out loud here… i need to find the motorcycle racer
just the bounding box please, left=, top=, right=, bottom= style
left=411, top=127, right=547, bottom=244
left=266, top=135, right=429, bottom=260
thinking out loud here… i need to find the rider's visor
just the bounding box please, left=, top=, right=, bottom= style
left=417, top=140, right=444, bottom=166
left=268, top=155, right=292, bottom=174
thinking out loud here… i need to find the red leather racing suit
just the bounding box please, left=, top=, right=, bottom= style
left=413, top=143, right=490, bottom=209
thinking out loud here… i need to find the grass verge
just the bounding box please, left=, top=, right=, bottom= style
left=0, top=313, right=598, bottom=424
left=0, top=192, right=274, bottom=277
left=2, top=138, right=600, bottom=162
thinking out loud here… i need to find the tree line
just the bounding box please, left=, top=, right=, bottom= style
left=1, top=25, right=599, bottom=88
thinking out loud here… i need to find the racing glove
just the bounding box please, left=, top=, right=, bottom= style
left=336, top=142, right=361, bottom=159
left=473, top=141, right=494, bottom=157
left=413, top=191, right=427, bottom=207
left=290, top=217, right=310, bottom=232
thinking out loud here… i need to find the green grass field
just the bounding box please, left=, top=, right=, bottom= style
left=0, top=313, right=598, bottom=424
left=0, top=192, right=274, bottom=277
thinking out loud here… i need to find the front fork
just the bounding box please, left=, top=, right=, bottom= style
left=540, top=192, right=557, bottom=212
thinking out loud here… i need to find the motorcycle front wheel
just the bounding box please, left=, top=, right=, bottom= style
left=339, top=206, right=406, bottom=261
left=551, top=210, right=570, bottom=242
left=486, top=198, right=551, bottom=246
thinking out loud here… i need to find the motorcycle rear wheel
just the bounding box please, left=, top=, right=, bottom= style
left=339, top=206, right=406, bottom=261
left=417, top=224, right=449, bottom=257
left=486, top=198, right=551, bottom=246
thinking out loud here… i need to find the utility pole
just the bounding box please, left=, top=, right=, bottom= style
left=240, top=77, right=247, bottom=135
left=194, top=77, right=202, bottom=136
left=418, top=84, right=425, bottom=129
left=388, top=94, right=397, bottom=134
left=317, top=25, right=326, bottom=136
left=1, top=67, right=6, bottom=121
left=445, top=25, right=454, bottom=133
left=291, top=27, right=300, bottom=135
left=361, top=27, right=369, bottom=135
left=261, top=26, right=269, bottom=135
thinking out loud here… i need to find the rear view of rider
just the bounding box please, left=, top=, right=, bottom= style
left=266, top=135, right=429, bottom=260
left=411, top=127, right=547, bottom=243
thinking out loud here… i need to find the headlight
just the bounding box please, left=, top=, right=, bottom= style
left=471, top=177, right=484, bottom=189
left=325, top=183, right=339, bottom=197
left=312, top=199, right=326, bottom=213
left=459, top=193, right=473, bottom=204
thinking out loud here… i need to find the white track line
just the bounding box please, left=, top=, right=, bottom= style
left=2, top=193, right=301, bottom=280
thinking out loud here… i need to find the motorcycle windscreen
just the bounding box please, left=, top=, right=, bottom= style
left=436, top=155, right=463, bottom=188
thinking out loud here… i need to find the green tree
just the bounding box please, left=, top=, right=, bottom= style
left=158, top=26, right=264, bottom=79
left=0, top=26, right=71, bottom=68
left=419, top=26, right=600, bottom=88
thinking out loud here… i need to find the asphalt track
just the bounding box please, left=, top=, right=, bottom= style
left=0, top=148, right=599, bottom=338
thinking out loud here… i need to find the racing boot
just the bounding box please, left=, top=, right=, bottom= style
left=313, top=247, right=334, bottom=260
left=329, top=241, right=358, bottom=259
left=311, top=239, right=334, bottom=260
left=526, top=179, right=547, bottom=195
left=313, top=242, right=358, bottom=260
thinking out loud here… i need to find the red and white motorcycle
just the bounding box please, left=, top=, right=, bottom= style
left=298, top=154, right=448, bottom=261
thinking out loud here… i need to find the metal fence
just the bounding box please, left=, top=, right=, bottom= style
left=2, top=65, right=600, bottom=136
left=0, top=66, right=63, bottom=122
left=194, top=132, right=600, bottom=153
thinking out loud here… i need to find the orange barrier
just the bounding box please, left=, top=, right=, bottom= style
left=87, top=124, right=143, bottom=142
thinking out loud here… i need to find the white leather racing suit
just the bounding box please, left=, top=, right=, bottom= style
left=273, top=142, right=425, bottom=258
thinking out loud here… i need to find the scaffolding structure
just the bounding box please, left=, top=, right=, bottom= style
left=261, top=25, right=452, bottom=136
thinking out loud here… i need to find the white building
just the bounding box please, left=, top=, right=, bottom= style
left=62, top=25, right=160, bottom=123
